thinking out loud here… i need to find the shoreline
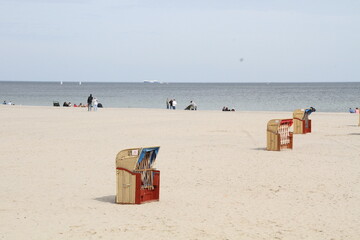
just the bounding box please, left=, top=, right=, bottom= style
left=0, top=104, right=354, bottom=114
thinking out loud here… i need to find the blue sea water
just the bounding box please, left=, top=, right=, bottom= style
left=0, top=81, right=359, bottom=112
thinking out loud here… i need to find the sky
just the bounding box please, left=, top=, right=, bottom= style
left=0, top=0, right=359, bottom=82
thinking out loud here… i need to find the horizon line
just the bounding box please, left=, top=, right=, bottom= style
left=1, top=80, right=360, bottom=84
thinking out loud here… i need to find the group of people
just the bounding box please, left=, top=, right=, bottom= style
left=349, top=107, right=359, bottom=113
left=62, top=102, right=87, bottom=108
left=87, top=94, right=101, bottom=111
left=222, top=106, right=235, bottom=111
left=2, top=100, right=14, bottom=105
left=166, top=98, right=177, bottom=110
left=166, top=99, right=198, bottom=110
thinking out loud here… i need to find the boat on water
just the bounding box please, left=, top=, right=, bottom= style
left=143, top=80, right=162, bottom=84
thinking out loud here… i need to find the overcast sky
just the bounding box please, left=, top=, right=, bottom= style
left=0, top=0, right=359, bottom=82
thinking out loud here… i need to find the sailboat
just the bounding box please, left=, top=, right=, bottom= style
left=79, top=81, right=82, bottom=85
left=60, top=81, right=63, bottom=85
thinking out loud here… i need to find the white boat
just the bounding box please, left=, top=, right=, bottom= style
left=144, top=80, right=161, bottom=84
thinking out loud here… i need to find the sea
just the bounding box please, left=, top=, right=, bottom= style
left=0, top=81, right=359, bottom=112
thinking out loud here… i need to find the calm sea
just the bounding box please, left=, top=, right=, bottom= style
left=0, top=81, right=359, bottom=112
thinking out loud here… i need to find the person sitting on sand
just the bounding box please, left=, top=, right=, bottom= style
left=185, top=101, right=197, bottom=110
left=189, top=101, right=197, bottom=110
left=3, top=100, right=6, bottom=105
left=356, top=108, right=360, bottom=114
left=222, top=106, right=235, bottom=111
left=349, top=108, right=355, bottom=113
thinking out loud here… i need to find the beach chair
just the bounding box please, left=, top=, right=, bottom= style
left=293, top=109, right=313, bottom=134
left=115, top=146, right=160, bottom=204
left=267, top=119, right=293, bottom=151
left=53, top=101, right=60, bottom=107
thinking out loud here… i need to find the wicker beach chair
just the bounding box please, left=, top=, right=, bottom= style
left=293, top=108, right=313, bottom=134
left=115, top=146, right=160, bottom=204
left=267, top=119, right=293, bottom=151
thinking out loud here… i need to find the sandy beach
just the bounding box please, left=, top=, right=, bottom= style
left=0, top=105, right=359, bottom=240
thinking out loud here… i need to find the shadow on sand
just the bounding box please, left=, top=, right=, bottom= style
left=94, top=195, right=116, bottom=204
left=251, top=147, right=267, bottom=151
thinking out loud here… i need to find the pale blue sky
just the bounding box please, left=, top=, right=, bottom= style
left=0, top=0, right=359, bottom=82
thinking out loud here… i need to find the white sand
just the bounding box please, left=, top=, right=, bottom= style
left=0, top=105, right=359, bottom=240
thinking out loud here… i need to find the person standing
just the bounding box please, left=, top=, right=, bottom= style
left=166, top=98, right=170, bottom=109
left=172, top=99, right=177, bottom=110
left=87, top=94, right=93, bottom=111
left=93, top=97, right=98, bottom=111
left=169, top=99, right=173, bottom=109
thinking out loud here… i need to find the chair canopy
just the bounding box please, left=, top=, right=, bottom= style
left=116, top=146, right=160, bottom=171
left=267, top=119, right=293, bottom=133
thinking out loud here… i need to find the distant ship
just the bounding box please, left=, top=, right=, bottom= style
left=143, top=80, right=162, bottom=84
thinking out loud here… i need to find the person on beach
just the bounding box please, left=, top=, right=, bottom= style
left=2, top=100, right=6, bottom=105
left=356, top=108, right=360, bottom=114
left=169, top=99, right=173, bottom=109
left=92, top=97, right=98, bottom=111
left=172, top=99, right=177, bottom=110
left=87, top=94, right=93, bottom=111
left=185, top=101, right=197, bottom=110
left=349, top=108, right=355, bottom=113
left=189, top=101, right=197, bottom=110
left=166, top=98, right=170, bottom=109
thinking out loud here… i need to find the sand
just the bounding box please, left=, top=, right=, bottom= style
left=0, top=105, right=359, bottom=240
